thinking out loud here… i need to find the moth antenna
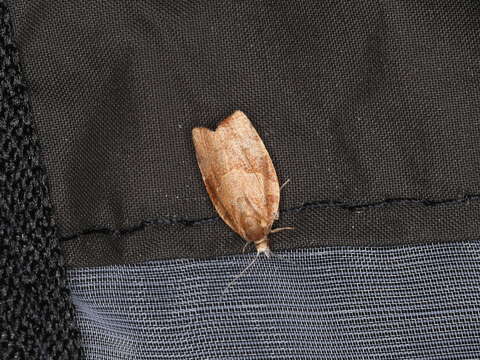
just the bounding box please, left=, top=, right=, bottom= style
left=258, top=245, right=297, bottom=267
left=222, top=253, right=260, bottom=296
left=242, top=241, right=253, bottom=254
left=269, top=250, right=299, bottom=266
left=280, top=178, right=291, bottom=191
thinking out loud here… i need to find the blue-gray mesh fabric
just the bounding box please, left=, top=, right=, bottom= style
left=67, top=242, right=480, bottom=359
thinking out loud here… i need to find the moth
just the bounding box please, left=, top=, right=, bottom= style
left=192, top=110, right=289, bottom=257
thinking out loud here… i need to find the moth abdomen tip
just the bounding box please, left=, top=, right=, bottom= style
left=262, top=248, right=273, bottom=258
left=255, top=238, right=271, bottom=257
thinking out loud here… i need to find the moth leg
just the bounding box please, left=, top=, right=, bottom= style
left=279, top=178, right=291, bottom=191
left=275, top=179, right=291, bottom=220
left=274, top=211, right=280, bottom=220
left=270, top=226, right=295, bottom=233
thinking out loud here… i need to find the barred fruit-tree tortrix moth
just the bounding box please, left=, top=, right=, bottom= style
left=192, top=110, right=284, bottom=257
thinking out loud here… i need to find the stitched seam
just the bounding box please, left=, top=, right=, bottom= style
left=59, top=194, right=480, bottom=242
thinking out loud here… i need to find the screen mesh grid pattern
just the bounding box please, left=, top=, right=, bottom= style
left=68, top=242, right=480, bottom=359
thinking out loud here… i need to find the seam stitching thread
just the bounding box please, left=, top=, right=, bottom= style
left=60, top=194, right=480, bottom=242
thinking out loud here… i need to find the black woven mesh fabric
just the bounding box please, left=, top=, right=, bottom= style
left=0, top=1, right=81, bottom=358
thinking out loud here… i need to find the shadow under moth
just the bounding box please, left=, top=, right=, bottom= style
left=192, top=110, right=290, bottom=258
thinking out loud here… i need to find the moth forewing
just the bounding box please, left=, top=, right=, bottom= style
left=192, top=110, right=280, bottom=255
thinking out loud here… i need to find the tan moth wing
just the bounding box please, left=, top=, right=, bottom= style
left=192, top=111, right=280, bottom=251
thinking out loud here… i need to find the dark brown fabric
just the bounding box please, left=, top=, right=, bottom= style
left=10, top=0, right=480, bottom=267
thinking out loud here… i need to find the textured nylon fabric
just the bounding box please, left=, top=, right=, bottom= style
left=68, top=243, right=480, bottom=359
left=10, top=1, right=480, bottom=265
